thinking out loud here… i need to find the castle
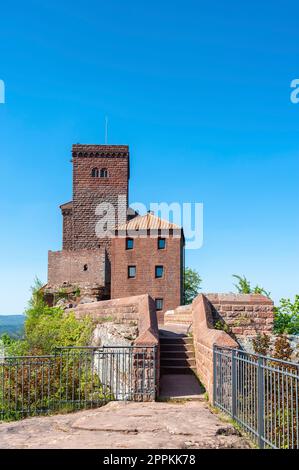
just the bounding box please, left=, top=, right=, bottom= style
left=45, top=144, right=184, bottom=322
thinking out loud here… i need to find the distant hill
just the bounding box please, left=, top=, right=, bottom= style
left=0, top=315, right=25, bottom=338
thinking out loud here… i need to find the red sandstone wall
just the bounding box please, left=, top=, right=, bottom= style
left=61, top=207, right=73, bottom=250
left=192, top=294, right=238, bottom=402
left=111, top=235, right=183, bottom=322
left=72, top=145, right=129, bottom=252
left=206, top=293, right=274, bottom=336
left=48, top=249, right=105, bottom=286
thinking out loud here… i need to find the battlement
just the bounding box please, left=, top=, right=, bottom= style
left=72, top=145, right=129, bottom=158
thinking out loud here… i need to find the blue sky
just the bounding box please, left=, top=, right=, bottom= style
left=0, top=0, right=298, bottom=314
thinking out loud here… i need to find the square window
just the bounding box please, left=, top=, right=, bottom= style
left=155, top=265, right=164, bottom=278
left=128, top=265, right=136, bottom=278
left=126, top=238, right=134, bottom=250
left=158, top=238, right=166, bottom=249
left=155, top=298, right=163, bottom=311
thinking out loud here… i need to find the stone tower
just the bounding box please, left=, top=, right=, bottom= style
left=62, top=144, right=129, bottom=255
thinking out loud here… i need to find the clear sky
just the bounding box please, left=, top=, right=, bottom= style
left=0, top=0, right=298, bottom=314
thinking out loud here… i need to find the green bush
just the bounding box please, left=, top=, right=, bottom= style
left=3, top=278, right=93, bottom=356
left=274, top=296, right=299, bottom=335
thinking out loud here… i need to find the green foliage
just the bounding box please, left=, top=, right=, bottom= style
left=214, top=320, right=230, bottom=333
left=73, top=286, right=81, bottom=298
left=252, top=333, right=270, bottom=356
left=184, top=267, right=202, bottom=304
left=0, top=278, right=110, bottom=422
left=273, top=296, right=299, bottom=335
left=24, top=309, right=93, bottom=355
left=1, top=333, right=13, bottom=346
left=232, top=274, right=271, bottom=298
left=4, top=277, right=93, bottom=356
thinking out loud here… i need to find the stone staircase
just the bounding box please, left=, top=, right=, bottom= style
left=164, top=305, right=192, bottom=325
left=160, top=334, right=196, bottom=375
left=158, top=326, right=204, bottom=400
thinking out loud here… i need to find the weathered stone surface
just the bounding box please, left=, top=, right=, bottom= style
left=205, top=293, right=274, bottom=336
left=0, top=401, right=251, bottom=449
left=238, top=334, right=299, bottom=362
left=92, top=321, right=138, bottom=347
left=55, top=299, right=76, bottom=310
left=79, top=296, right=97, bottom=305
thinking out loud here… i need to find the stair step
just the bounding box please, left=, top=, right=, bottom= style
left=160, top=343, right=194, bottom=351
left=161, top=366, right=197, bottom=375
left=161, top=358, right=196, bottom=367
left=160, top=343, right=193, bottom=349
left=159, top=337, right=193, bottom=344
left=160, top=351, right=195, bottom=359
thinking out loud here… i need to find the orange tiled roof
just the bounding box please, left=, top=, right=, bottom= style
left=117, top=212, right=181, bottom=231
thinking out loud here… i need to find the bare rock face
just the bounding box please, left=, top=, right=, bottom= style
left=55, top=298, right=77, bottom=310
left=0, top=401, right=251, bottom=449
left=91, top=322, right=138, bottom=347
left=79, top=296, right=97, bottom=305
left=238, top=334, right=299, bottom=363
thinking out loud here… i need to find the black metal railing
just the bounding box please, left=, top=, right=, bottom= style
left=0, top=345, right=157, bottom=421
left=213, top=346, right=299, bottom=449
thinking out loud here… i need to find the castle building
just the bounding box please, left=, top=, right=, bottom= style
left=46, top=144, right=184, bottom=321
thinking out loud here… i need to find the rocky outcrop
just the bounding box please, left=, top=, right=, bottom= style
left=92, top=322, right=138, bottom=347
left=0, top=401, right=251, bottom=449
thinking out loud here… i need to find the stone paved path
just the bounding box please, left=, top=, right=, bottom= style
left=0, top=401, right=251, bottom=449
left=159, top=374, right=204, bottom=400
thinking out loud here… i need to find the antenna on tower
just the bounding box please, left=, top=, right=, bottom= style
left=105, top=116, right=108, bottom=144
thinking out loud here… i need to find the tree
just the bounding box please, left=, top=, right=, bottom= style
left=232, top=274, right=271, bottom=298
left=184, top=267, right=202, bottom=304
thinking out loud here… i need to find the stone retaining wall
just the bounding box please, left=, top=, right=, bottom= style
left=206, top=293, right=274, bottom=336
left=191, top=294, right=238, bottom=402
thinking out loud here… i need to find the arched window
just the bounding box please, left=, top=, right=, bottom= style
left=91, top=168, right=99, bottom=177
left=100, top=168, right=108, bottom=178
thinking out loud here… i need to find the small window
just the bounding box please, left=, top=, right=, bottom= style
left=91, top=168, right=99, bottom=177
left=158, top=238, right=166, bottom=249
left=126, top=238, right=134, bottom=250
left=100, top=168, right=108, bottom=178
left=155, top=298, right=163, bottom=311
left=83, top=264, right=88, bottom=271
left=155, top=265, right=164, bottom=278
left=128, top=265, right=136, bottom=278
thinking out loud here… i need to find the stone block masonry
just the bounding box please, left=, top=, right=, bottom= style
left=205, top=293, right=274, bottom=336
left=72, top=145, right=129, bottom=254
left=191, top=294, right=238, bottom=402
left=48, top=249, right=106, bottom=287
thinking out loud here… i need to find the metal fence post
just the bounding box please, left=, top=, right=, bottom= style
left=231, top=349, right=237, bottom=419
left=257, top=356, right=265, bottom=449
left=213, top=346, right=217, bottom=406
left=153, top=346, right=156, bottom=401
